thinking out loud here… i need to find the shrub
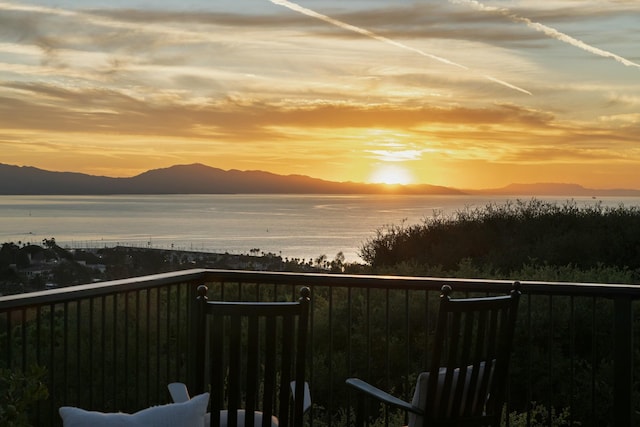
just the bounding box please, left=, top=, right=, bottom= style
left=360, top=199, right=640, bottom=278
left=0, top=365, right=49, bottom=427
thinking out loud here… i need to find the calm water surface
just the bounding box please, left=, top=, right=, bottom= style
left=1, top=194, right=639, bottom=262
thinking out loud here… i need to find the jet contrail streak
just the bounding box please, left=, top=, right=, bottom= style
left=453, top=0, right=640, bottom=70
left=270, top=0, right=532, bottom=95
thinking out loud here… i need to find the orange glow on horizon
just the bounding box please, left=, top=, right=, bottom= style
left=369, top=164, right=414, bottom=185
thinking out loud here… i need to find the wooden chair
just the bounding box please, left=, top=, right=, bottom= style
left=346, top=282, right=521, bottom=427
left=170, top=285, right=311, bottom=427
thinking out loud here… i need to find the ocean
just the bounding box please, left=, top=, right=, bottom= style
left=2, top=194, right=639, bottom=263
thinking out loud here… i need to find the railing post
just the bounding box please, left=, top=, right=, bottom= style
left=187, top=283, right=205, bottom=394
left=614, top=296, right=633, bottom=426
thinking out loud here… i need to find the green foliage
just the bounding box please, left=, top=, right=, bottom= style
left=360, top=199, right=640, bottom=278
left=507, top=403, right=578, bottom=427
left=0, top=365, right=49, bottom=427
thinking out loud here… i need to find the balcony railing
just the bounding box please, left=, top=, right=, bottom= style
left=1, top=269, right=639, bottom=426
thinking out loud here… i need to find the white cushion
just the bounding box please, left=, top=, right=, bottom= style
left=165, top=383, right=279, bottom=427
left=212, top=410, right=279, bottom=427
left=408, top=363, right=493, bottom=427
left=59, top=392, right=209, bottom=427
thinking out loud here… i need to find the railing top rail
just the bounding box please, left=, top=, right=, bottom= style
left=0, top=269, right=208, bottom=310
left=2, top=268, right=640, bottom=311
left=201, top=269, right=640, bottom=297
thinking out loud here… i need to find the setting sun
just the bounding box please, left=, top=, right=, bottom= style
left=369, top=165, right=414, bottom=185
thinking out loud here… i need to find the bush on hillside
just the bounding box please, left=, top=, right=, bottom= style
left=360, top=199, right=640, bottom=275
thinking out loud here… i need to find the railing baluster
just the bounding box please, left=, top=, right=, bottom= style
left=165, top=285, right=171, bottom=391
left=63, top=301, right=69, bottom=406
left=145, top=289, right=151, bottom=407
left=155, top=286, right=161, bottom=403
left=385, top=287, right=390, bottom=427
left=135, top=290, right=141, bottom=408
left=21, top=308, right=27, bottom=372
left=614, top=296, right=633, bottom=426
left=101, top=296, right=107, bottom=410
left=48, top=303, right=55, bottom=426
left=347, top=286, right=353, bottom=427
left=112, top=292, right=118, bottom=410
left=547, top=295, right=553, bottom=427
left=591, top=296, right=596, bottom=425
left=404, top=288, right=410, bottom=414
left=76, top=300, right=81, bottom=406
left=124, top=291, right=130, bottom=409
left=89, top=297, right=94, bottom=409
left=328, top=286, right=334, bottom=427
left=175, top=285, right=183, bottom=388
left=569, top=296, right=575, bottom=427
left=525, top=293, right=532, bottom=427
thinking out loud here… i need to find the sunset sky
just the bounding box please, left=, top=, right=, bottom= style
left=0, top=0, right=638, bottom=189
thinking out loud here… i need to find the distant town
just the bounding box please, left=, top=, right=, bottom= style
left=0, top=238, right=356, bottom=296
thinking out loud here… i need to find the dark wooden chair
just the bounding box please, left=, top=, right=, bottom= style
left=346, top=282, right=521, bottom=427
left=170, top=285, right=311, bottom=427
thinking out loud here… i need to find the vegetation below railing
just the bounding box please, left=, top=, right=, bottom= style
left=0, top=365, right=48, bottom=427
left=353, top=199, right=640, bottom=426
left=1, top=272, right=639, bottom=426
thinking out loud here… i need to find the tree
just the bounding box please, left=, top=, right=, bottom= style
left=42, top=238, right=56, bottom=249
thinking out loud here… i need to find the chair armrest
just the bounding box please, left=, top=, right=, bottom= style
left=345, top=378, right=421, bottom=414
left=290, top=381, right=312, bottom=413
left=168, top=382, right=191, bottom=403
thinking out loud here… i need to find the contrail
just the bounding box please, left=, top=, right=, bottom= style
left=269, top=0, right=532, bottom=95
left=453, top=0, right=640, bottom=70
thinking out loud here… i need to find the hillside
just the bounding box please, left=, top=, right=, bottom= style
left=0, top=163, right=463, bottom=195
left=2, top=163, right=639, bottom=196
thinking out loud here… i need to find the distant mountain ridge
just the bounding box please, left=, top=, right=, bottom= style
left=466, top=182, right=640, bottom=197
left=0, top=163, right=462, bottom=195
left=1, top=163, right=638, bottom=196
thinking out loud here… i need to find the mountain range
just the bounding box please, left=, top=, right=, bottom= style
left=1, top=163, right=639, bottom=196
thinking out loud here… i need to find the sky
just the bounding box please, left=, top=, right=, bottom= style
left=0, top=0, right=639, bottom=190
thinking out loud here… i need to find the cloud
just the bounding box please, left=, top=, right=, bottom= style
left=0, top=80, right=549, bottom=137
left=269, top=0, right=532, bottom=95
left=366, top=149, right=425, bottom=162
left=600, top=113, right=640, bottom=125
left=0, top=1, right=244, bottom=52
left=452, top=0, right=640, bottom=69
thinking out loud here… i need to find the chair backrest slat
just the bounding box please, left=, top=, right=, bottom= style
left=245, top=315, right=259, bottom=427
left=262, top=315, right=277, bottom=426
left=229, top=314, right=242, bottom=426
left=210, top=314, right=224, bottom=427
left=278, top=315, right=294, bottom=427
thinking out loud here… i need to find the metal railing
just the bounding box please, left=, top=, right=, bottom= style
left=1, top=269, right=639, bottom=426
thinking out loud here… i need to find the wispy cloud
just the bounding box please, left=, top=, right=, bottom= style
left=366, top=149, right=424, bottom=162
left=269, top=0, right=532, bottom=95
left=452, top=0, right=640, bottom=70
left=0, top=1, right=228, bottom=45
